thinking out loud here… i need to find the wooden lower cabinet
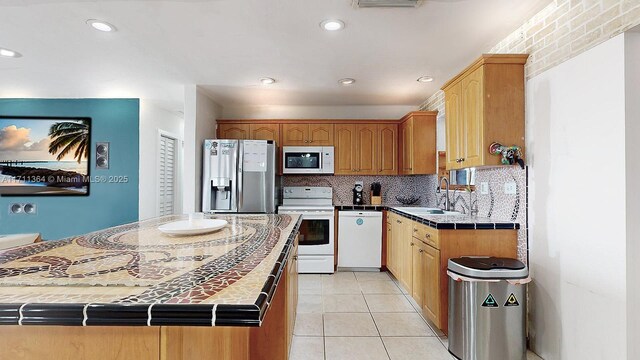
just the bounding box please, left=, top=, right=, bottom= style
left=385, top=211, right=517, bottom=334
left=411, top=241, right=425, bottom=307
left=421, top=243, right=440, bottom=326
left=0, top=238, right=300, bottom=360
left=398, top=219, right=413, bottom=294
left=286, top=236, right=299, bottom=354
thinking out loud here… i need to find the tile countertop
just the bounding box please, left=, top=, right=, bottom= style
left=335, top=204, right=519, bottom=230
left=0, top=214, right=301, bottom=327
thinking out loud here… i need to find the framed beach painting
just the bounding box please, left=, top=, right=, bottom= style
left=0, top=116, right=91, bottom=196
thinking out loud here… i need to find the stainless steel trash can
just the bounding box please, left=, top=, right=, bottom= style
left=447, top=257, right=530, bottom=360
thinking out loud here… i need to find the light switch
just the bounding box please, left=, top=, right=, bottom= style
left=480, top=182, right=489, bottom=195
left=504, top=182, right=517, bottom=195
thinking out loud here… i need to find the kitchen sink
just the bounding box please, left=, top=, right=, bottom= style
left=393, top=207, right=460, bottom=216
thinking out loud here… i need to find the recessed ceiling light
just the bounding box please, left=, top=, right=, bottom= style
left=320, top=19, right=345, bottom=31
left=0, top=47, right=21, bottom=58
left=86, top=19, right=117, bottom=32
left=338, top=78, right=356, bottom=86
left=417, top=76, right=434, bottom=83
left=260, top=77, right=276, bottom=85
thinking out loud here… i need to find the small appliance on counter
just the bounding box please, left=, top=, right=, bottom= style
left=202, top=139, right=279, bottom=213
left=370, top=182, right=382, bottom=205
left=352, top=182, right=364, bottom=205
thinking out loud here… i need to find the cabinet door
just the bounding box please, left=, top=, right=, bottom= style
left=386, top=218, right=395, bottom=275
left=445, top=83, right=463, bottom=170
left=400, top=120, right=414, bottom=175
left=282, top=124, right=309, bottom=145
left=218, top=124, right=250, bottom=140
left=461, top=67, right=484, bottom=168
left=377, top=124, right=398, bottom=175
left=422, top=244, right=441, bottom=326
left=356, top=124, right=377, bottom=174
left=398, top=219, right=413, bottom=294
left=309, top=124, right=334, bottom=145
left=411, top=241, right=425, bottom=307
left=334, top=124, right=357, bottom=174
left=250, top=123, right=280, bottom=142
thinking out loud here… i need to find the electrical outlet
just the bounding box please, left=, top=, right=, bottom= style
left=480, top=182, right=489, bottom=195
left=504, top=182, right=517, bottom=195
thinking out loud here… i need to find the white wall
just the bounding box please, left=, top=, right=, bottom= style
left=139, top=100, right=184, bottom=220
left=183, top=85, right=222, bottom=213
left=624, top=29, right=640, bottom=359
left=526, top=35, right=627, bottom=359
left=222, top=104, right=415, bottom=119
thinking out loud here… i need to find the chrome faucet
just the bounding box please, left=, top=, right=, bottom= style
left=439, top=176, right=450, bottom=211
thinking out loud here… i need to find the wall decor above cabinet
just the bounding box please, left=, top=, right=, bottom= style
left=442, top=54, right=528, bottom=170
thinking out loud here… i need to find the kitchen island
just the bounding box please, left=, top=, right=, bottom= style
left=0, top=214, right=301, bottom=360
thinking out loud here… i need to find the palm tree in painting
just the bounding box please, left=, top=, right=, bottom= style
left=48, top=119, right=90, bottom=163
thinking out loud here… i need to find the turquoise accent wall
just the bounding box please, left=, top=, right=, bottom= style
left=0, top=99, right=139, bottom=240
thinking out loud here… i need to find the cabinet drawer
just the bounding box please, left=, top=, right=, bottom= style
left=413, top=222, right=439, bottom=249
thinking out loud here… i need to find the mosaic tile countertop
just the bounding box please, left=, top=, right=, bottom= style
left=334, top=205, right=519, bottom=230
left=387, top=207, right=519, bottom=230
left=0, top=214, right=301, bottom=327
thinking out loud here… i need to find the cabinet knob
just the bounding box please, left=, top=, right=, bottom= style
left=425, top=234, right=431, bottom=239
left=293, top=255, right=298, bottom=260
left=460, top=158, right=465, bottom=162
left=396, top=220, right=402, bottom=224
left=411, top=242, right=414, bottom=246
left=413, top=228, right=418, bottom=232
left=419, top=249, right=424, bottom=253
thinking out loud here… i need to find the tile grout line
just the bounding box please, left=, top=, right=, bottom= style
left=361, top=278, right=392, bottom=360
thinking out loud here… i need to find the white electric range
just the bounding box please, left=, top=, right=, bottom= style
left=278, top=187, right=335, bottom=274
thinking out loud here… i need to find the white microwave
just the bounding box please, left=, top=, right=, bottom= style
left=282, top=146, right=334, bottom=174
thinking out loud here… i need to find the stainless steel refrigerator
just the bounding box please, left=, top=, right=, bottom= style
left=202, top=139, right=279, bottom=213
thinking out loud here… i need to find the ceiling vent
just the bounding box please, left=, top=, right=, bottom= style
left=353, top=0, right=424, bottom=8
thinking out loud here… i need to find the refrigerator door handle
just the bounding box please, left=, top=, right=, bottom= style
left=237, top=141, right=244, bottom=210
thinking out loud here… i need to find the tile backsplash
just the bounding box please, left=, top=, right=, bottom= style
left=437, top=166, right=528, bottom=262
left=283, top=175, right=438, bottom=206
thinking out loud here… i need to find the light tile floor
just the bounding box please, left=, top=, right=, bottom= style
left=291, top=271, right=544, bottom=360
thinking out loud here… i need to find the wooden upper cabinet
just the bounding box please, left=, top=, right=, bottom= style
left=250, top=123, right=280, bottom=142
left=218, top=124, right=250, bottom=139
left=334, top=123, right=391, bottom=175
left=378, top=124, right=398, bottom=175
left=334, top=124, right=357, bottom=174
left=445, top=82, right=463, bottom=170
left=442, top=54, right=528, bottom=170
left=399, top=112, right=437, bottom=175
left=309, top=124, right=334, bottom=145
left=461, top=67, right=483, bottom=168
left=282, top=124, right=308, bottom=145
left=282, top=123, right=334, bottom=146
left=356, top=124, right=377, bottom=174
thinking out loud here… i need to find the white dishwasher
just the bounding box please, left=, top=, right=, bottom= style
left=337, top=211, right=382, bottom=270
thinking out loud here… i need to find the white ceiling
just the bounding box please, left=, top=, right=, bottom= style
left=0, top=0, right=550, bottom=111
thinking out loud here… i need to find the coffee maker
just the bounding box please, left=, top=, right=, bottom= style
left=352, top=182, right=364, bottom=205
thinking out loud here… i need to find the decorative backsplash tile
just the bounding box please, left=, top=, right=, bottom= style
left=283, top=175, right=438, bottom=206
left=436, top=166, right=528, bottom=262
